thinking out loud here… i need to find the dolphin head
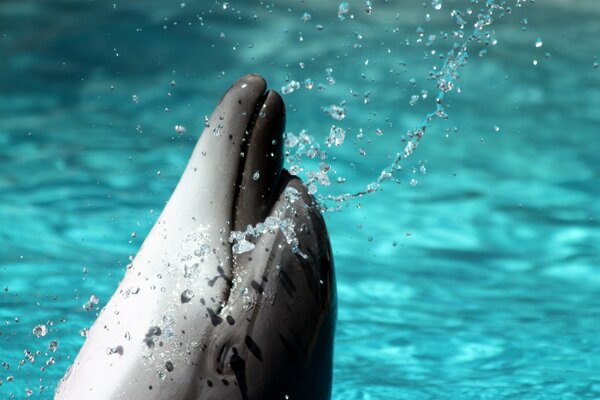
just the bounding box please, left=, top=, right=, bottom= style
left=56, top=75, right=336, bottom=400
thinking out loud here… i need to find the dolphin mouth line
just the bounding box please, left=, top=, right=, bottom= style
left=231, top=90, right=274, bottom=233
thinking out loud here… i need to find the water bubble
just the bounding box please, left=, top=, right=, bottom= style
left=322, top=104, right=346, bottom=121
left=535, top=38, right=543, bottom=48
left=180, top=289, right=195, bottom=303
left=194, top=243, right=211, bottom=257
left=301, top=12, right=311, bottom=22
left=32, top=324, right=48, bottom=338
left=82, top=295, right=99, bottom=312
left=364, top=0, right=373, bottom=15
left=281, top=80, right=300, bottom=95
left=338, top=2, right=350, bottom=20
left=326, top=126, right=346, bottom=147
left=432, top=0, right=442, bottom=11
left=131, top=94, right=139, bottom=103
left=232, top=239, right=255, bottom=254
left=175, top=125, right=186, bottom=135
left=325, top=68, right=335, bottom=85
left=48, top=340, right=58, bottom=352
left=252, top=171, right=260, bottom=181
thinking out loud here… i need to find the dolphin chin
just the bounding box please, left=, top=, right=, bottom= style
left=56, top=75, right=336, bottom=400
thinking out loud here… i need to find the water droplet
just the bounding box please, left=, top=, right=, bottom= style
left=300, top=12, right=311, bottom=22
left=281, top=80, right=300, bottom=95
left=326, top=126, right=346, bottom=147
left=322, top=104, right=346, bottom=121
left=253, top=171, right=260, bottom=181
left=32, top=324, right=48, bottom=338
left=48, top=340, right=58, bottom=352
left=82, top=295, right=99, bottom=312
left=338, top=2, right=350, bottom=20
left=233, top=239, right=255, bottom=254
left=534, top=38, right=543, bottom=48
left=175, top=125, right=186, bottom=135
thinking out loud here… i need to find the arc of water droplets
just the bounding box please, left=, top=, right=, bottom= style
left=309, top=0, right=529, bottom=211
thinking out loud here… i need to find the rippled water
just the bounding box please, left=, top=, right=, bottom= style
left=1, top=1, right=599, bottom=399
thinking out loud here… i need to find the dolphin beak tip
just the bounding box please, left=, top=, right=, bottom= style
left=236, top=74, right=267, bottom=93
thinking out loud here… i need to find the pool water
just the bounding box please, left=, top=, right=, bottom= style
left=1, top=0, right=599, bottom=399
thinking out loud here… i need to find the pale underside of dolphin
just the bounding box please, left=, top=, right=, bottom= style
left=55, top=75, right=336, bottom=400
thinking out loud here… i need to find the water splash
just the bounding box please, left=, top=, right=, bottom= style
left=288, top=0, right=529, bottom=211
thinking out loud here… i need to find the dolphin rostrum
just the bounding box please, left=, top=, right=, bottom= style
left=55, top=74, right=336, bottom=400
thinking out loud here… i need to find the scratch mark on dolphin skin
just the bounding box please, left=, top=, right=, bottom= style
left=278, top=268, right=296, bottom=297
left=230, top=348, right=249, bottom=400
left=245, top=336, right=263, bottom=362
left=250, top=280, right=264, bottom=294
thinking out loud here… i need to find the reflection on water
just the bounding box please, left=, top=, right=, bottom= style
left=1, top=0, right=599, bottom=398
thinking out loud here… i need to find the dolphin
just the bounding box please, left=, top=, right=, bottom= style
left=55, top=74, right=336, bottom=400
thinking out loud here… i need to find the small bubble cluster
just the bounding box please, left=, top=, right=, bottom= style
left=82, top=295, right=99, bottom=312
left=32, top=324, right=48, bottom=338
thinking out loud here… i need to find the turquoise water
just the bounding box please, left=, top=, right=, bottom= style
left=1, top=0, right=600, bottom=398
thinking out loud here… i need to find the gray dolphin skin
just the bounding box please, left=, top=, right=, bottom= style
left=55, top=74, right=336, bottom=400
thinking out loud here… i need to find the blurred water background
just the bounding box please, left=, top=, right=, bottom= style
left=1, top=0, right=599, bottom=399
